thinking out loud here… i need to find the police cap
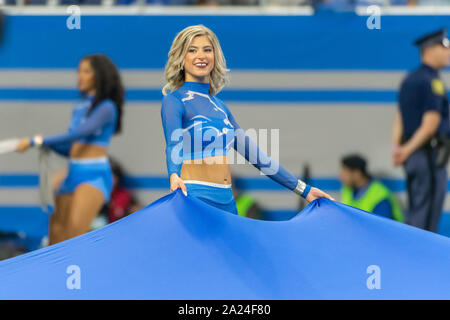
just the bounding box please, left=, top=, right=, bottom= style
left=414, top=28, right=449, bottom=49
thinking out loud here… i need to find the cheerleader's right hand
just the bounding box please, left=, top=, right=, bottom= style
left=16, top=138, right=31, bottom=153
left=170, top=173, right=187, bottom=196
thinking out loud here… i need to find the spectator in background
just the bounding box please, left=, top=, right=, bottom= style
left=0, top=232, right=27, bottom=261
left=232, top=177, right=263, bottom=220
left=340, top=154, right=404, bottom=222
left=105, top=159, right=142, bottom=223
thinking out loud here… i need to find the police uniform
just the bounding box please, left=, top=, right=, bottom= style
left=398, top=29, right=450, bottom=232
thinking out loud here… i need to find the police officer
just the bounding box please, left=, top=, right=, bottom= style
left=392, top=28, right=450, bottom=233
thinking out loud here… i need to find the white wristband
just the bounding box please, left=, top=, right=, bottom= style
left=293, top=179, right=307, bottom=196
left=33, top=136, right=43, bottom=147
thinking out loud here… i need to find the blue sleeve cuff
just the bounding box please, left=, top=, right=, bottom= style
left=168, top=171, right=181, bottom=179
left=302, top=184, right=311, bottom=198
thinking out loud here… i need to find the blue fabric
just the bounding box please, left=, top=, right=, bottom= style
left=42, top=96, right=117, bottom=150
left=185, top=183, right=238, bottom=215
left=161, top=81, right=298, bottom=191
left=56, top=159, right=113, bottom=202
left=398, top=63, right=449, bottom=140
left=0, top=189, right=450, bottom=299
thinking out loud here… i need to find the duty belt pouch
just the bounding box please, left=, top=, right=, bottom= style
left=436, top=135, right=450, bottom=168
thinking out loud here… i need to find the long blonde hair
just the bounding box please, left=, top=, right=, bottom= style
left=162, top=25, right=229, bottom=96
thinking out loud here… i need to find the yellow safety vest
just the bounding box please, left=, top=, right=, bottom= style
left=236, top=194, right=255, bottom=217
left=341, top=181, right=404, bottom=222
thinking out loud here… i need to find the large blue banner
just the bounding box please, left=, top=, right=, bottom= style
left=0, top=189, right=449, bottom=299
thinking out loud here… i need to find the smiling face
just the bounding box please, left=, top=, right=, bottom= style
left=77, top=58, right=96, bottom=95
left=183, top=35, right=215, bottom=83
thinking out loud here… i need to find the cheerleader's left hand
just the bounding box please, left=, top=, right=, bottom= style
left=305, top=187, right=335, bottom=203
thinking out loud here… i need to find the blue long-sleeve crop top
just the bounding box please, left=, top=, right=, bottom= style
left=160, top=81, right=300, bottom=192
left=31, top=96, right=118, bottom=156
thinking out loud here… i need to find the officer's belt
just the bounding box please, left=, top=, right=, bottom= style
left=402, top=134, right=450, bottom=168
left=401, top=135, right=439, bottom=151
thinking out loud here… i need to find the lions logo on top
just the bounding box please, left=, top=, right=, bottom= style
left=181, top=89, right=235, bottom=160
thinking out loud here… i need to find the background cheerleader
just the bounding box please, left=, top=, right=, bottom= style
left=16, top=54, right=125, bottom=244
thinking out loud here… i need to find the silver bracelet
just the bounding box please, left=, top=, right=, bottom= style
left=32, top=135, right=43, bottom=147
left=293, top=179, right=307, bottom=196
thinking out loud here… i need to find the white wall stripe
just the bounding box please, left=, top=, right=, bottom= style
left=0, top=70, right=448, bottom=89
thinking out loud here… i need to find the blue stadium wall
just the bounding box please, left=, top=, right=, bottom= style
left=0, top=14, right=449, bottom=69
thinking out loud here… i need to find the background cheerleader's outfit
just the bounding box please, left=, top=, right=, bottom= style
left=30, top=95, right=118, bottom=203
left=161, top=81, right=308, bottom=215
